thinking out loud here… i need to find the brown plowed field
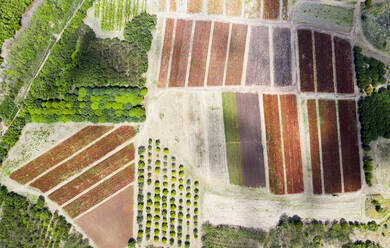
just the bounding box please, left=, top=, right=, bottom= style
left=64, top=165, right=134, bottom=218
left=246, top=26, right=270, bottom=86
left=158, top=18, right=174, bottom=88
left=263, top=94, right=285, bottom=194
left=207, top=22, right=229, bottom=86
left=75, top=186, right=134, bottom=248
left=263, top=0, right=280, bottom=20
left=225, top=24, right=247, bottom=86
left=273, top=28, right=292, bottom=86
left=298, top=29, right=315, bottom=92
left=169, top=19, right=193, bottom=87
left=10, top=125, right=114, bottom=184
left=188, top=0, right=202, bottom=13
left=30, top=126, right=136, bottom=193
left=338, top=100, right=361, bottom=192
left=319, top=100, right=342, bottom=194
left=244, top=0, right=261, bottom=18
left=334, top=37, right=354, bottom=94
left=170, top=0, right=176, bottom=11
left=188, top=21, right=211, bottom=87
left=208, top=0, right=223, bottom=15
left=280, top=95, right=303, bottom=194
left=49, top=145, right=135, bottom=205
left=226, top=0, right=242, bottom=16
left=236, top=93, right=266, bottom=187
left=307, top=100, right=322, bottom=194
left=314, top=32, right=334, bottom=93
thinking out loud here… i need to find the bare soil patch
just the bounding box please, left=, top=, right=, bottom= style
left=334, top=37, right=354, bottom=94
left=226, top=0, right=242, bottom=16
left=314, top=32, right=334, bottom=93
left=158, top=18, right=174, bottom=88
left=188, top=0, right=202, bottom=13
left=298, top=29, right=315, bottom=92
left=226, top=24, right=247, bottom=86
left=273, top=28, right=292, bottom=87
left=263, top=0, right=280, bottom=20
left=244, top=0, right=261, bottom=18
left=208, top=0, right=223, bottom=15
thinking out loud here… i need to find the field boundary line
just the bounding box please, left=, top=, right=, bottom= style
left=166, top=18, right=177, bottom=87
left=297, top=97, right=310, bottom=194
left=185, top=20, right=195, bottom=88
left=24, top=126, right=120, bottom=186
left=315, top=99, right=325, bottom=195
left=335, top=100, right=345, bottom=193
left=331, top=35, right=337, bottom=94
left=73, top=181, right=134, bottom=220
left=260, top=0, right=264, bottom=19
left=57, top=159, right=135, bottom=207
left=156, top=17, right=166, bottom=86
left=259, top=93, right=270, bottom=193
left=45, top=138, right=136, bottom=196
left=222, top=23, right=232, bottom=87
left=241, top=24, right=250, bottom=87
left=311, top=30, right=318, bottom=93
left=269, top=27, right=275, bottom=88
left=241, top=0, right=244, bottom=17
left=277, top=94, right=287, bottom=194
left=203, top=21, right=214, bottom=88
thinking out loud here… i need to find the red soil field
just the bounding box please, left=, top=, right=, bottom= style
left=334, top=37, right=354, bottom=94
left=314, top=32, right=334, bottom=93
left=236, top=93, right=266, bottom=187
left=225, top=24, right=247, bottom=86
left=319, top=100, right=342, bottom=194
left=188, top=21, right=211, bottom=87
left=158, top=18, right=174, bottom=88
left=282, top=0, right=288, bottom=20
left=263, top=94, right=285, bottom=194
left=338, top=100, right=361, bottom=192
left=169, top=19, right=193, bottom=87
left=307, top=100, right=322, bottom=194
left=75, top=186, right=134, bottom=248
left=188, top=0, right=202, bottom=13
left=10, top=125, right=114, bottom=184
left=49, top=145, right=135, bottom=205
left=30, top=126, right=136, bottom=193
left=170, top=0, right=176, bottom=11
left=263, top=0, right=280, bottom=20
left=207, top=22, right=230, bottom=86
left=245, top=25, right=270, bottom=86
left=226, top=0, right=242, bottom=16
left=280, top=95, right=303, bottom=194
left=298, top=29, right=315, bottom=92
left=208, top=0, right=223, bottom=15
left=244, top=0, right=261, bottom=18
left=64, top=165, right=134, bottom=218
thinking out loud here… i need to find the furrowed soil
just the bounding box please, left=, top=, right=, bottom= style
left=10, top=125, right=114, bottom=184
left=64, top=165, right=134, bottom=218
left=226, top=0, right=242, bottom=16
left=244, top=0, right=261, bottom=18
left=169, top=19, right=192, bottom=87
left=307, top=100, right=322, bottom=194
left=207, top=22, right=229, bottom=86
left=30, top=126, right=136, bottom=192
left=208, top=0, right=223, bottom=15
left=319, top=100, right=342, bottom=194
left=222, top=92, right=243, bottom=185
left=187, top=0, right=202, bottom=13
left=236, top=93, right=266, bottom=187
left=75, top=186, right=134, bottom=248
left=298, top=29, right=315, bottom=92
left=225, top=24, right=247, bottom=86
left=334, top=37, right=354, bottom=94
left=280, top=95, right=303, bottom=194
left=188, top=21, right=211, bottom=87
left=158, top=18, right=174, bottom=88
left=49, top=145, right=135, bottom=205
left=338, top=100, right=361, bottom=192
left=273, top=28, right=292, bottom=86
left=246, top=26, right=270, bottom=86
left=263, top=0, right=280, bottom=20
left=263, top=94, right=285, bottom=194
left=314, top=32, right=334, bottom=93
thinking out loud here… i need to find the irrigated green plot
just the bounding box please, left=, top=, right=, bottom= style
left=293, top=2, right=354, bottom=33
left=222, top=92, right=243, bottom=186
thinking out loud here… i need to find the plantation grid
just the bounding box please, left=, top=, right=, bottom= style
left=156, top=17, right=362, bottom=195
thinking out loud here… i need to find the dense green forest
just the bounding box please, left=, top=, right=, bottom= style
left=202, top=216, right=382, bottom=248
left=0, top=184, right=91, bottom=247
left=0, top=0, right=33, bottom=64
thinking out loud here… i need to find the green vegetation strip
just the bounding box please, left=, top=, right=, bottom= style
left=222, top=92, right=243, bottom=186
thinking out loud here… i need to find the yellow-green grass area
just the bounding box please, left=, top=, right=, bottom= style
left=365, top=194, right=390, bottom=219
left=222, top=92, right=243, bottom=186
left=293, top=2, right=354, bottom=33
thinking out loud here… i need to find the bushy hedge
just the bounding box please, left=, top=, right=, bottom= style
left=0, top=116, right=25, bottom=164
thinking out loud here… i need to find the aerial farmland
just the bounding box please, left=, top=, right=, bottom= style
left=0, top=0, right=390, bottom=247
